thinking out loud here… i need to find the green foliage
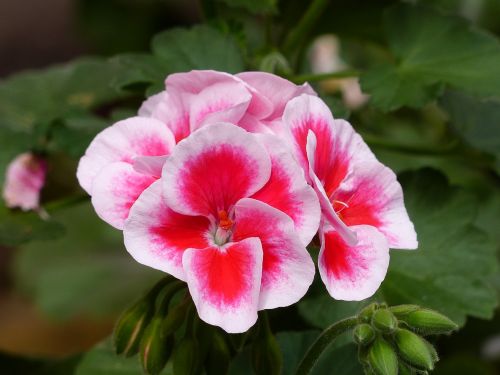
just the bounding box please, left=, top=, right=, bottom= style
left=220, top=0, right=277, bottom=14
left=440, top=91, right=500, bottom=174
left=382, top=168, right=498, bottom=325
left=12, top=203, right=162, bottom=319
left=76, top=339, right=172, bottom=375
left=361, top=4, right=500, bottom=110
left=0, top=205, right=65, bottom=246
left=112, top=25, right=245, bottom=93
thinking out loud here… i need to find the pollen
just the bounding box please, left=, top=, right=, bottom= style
left=218, top=210, right=233, bottom=230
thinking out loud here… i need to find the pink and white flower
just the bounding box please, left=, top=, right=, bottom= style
left=123, top=123, right=320, bottom=333
left=3, top=152, right=46, bottom=211
left=284, top=94, right=418, bottom=301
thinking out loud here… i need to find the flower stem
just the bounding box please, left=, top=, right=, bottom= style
left=295, top=317, right=358, bottom=375
left=290, top=69, right=360, bottom=84
left=282, top=0, right=330, bottom=55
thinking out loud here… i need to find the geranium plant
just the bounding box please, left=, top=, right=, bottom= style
left=1, top=0, right=499, bottom=374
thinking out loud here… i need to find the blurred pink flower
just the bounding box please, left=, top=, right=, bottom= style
left=3, top=152, right=46, bottom=211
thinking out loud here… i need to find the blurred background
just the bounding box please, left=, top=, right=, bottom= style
left=1, top=0, right=500, bottom=374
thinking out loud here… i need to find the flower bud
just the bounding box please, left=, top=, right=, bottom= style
left=401, top=309, right=458, bottom=335
left=398, top=362, right=415, bottom=375
left=113, top=299, right=153, bottom=356
left=173, top=337, right=202, bottom=375
left=368, top=338, right=398, bottom=375
left=353, top=324, right=375, bottom=346
left=205, top=331, right=231, bottom=375
left=372, top=309, right=398, bottom=334
left=389, top=304, right=420, bottom=317
left=395, top=329, right=436, bottom=371
left=358, top=302, right=378, bottom=323
left=140, top=317, right=174, bottom=375
left=162, top=301, right=189, bottom=337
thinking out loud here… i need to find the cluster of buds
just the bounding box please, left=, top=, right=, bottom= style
left=113, top=277, right=236, bottom=375
left=353, top=303, right=458, bottom=375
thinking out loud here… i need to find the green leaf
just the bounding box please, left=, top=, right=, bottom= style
left=76, top=339, right=173, bottom=375
left=361, top=4, right=500, bottom=110
left=112, top=25, right=245, bottom=91
left=0, top=58, right=125, bottom=132
left=13, top=202, right=161, bottom=319
left=0, top=205, right=65, bottom=247
left=219, top=0, right=277, bottom=14
left=440, top=90, right=500, bottom=174
left=152, top=25, right=245, bottom=73
left=381, top=168, right=498, bottom=325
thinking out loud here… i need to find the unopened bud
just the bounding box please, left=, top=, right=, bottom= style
left=372, top=309, right=398, bottom=334
left=368, top=338, right=398, bottom=375
left=389, top=305, right=420, bottom=317
left=395, top=329, right=436, bottom=371
left=162, top=301, right=188, bottom=337
left=353, top=324, right=375, bottom=346
left=401, top=309, right=458, bottom=335
left=173, top=337, right=202, bottom=375
left=398, top=362, right=415, bottom=375
left=140, top=317, right=174, bottom=375
left=113, top=299, right=152, bottom=356
left=358, top=303, right=378, bottom=323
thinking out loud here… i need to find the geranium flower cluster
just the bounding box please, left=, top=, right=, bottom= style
left=77, top=70, right=417, bottom=333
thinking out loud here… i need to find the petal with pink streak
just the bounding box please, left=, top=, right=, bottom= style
left=182, top=238, right=263, bottom=333
left=233, top=198, right=315, bottom=310
left=319, top=224, right=390, bottom=301
left=133, top=155, right=168, bottom=178
left=283, top=94, right=375, bottom=195
left=306, top=131, right=357, bottom=245
left=2, top=153, right=46, bottom=211
left=251, top=134, right=320, bottom=246
left=162, top=123, right=271, bottom=218
left=139, top=91, right=190, bottom=143
left=237, top=72, right=317, bottom=120
left=91, top=162, right=157, bottom=229
left=124, top=181, right=211, bottom=281
left=77, top=117, right=175, bottom=194
left=333, top=161, right=418, bottom=250
left=189, top=81, right=252, bottom=131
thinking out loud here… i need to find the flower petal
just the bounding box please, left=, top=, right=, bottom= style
left=333, top=161, right=418, bottom=249
left=133, top=155, right=168, bottom=178
left=237, top=72, right=316, bottom=120
left=189, top=81, right=252, bottom=131
left=77, top=117, right=175, bottom=194
left=307, top=131, right=357, bottom=245
left=233, top=198, right=315, bottom=310
left=319, top=224, right=390, bottom=301
left=2, top=153, right=46, bottom=211
left=251, top=134, right=320, bottom=245
left=139, top=91, right=190, bottom=143
left=182, top=238, right=263, bottom=333
left=162, top=123, right=271, bottom=218
left=283, top=94, right=375, bottom=195
left=91, top=162, right=156, bottom=229
left=124, top=181, right=211, bottom=280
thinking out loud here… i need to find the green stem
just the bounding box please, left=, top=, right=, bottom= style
left=282, top=0, right=330, bottom=55
left=290, top=69, right=360, bottom=84
left=295, top=317, right=358, bottom=375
